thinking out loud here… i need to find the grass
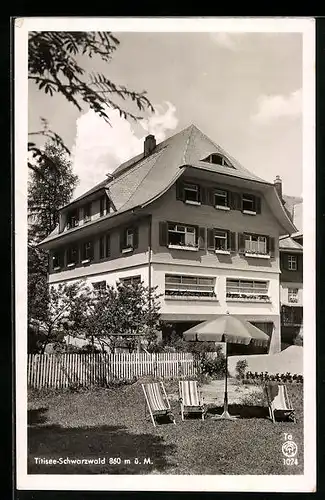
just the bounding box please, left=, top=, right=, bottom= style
left=28, top=379, right=304, bottom=475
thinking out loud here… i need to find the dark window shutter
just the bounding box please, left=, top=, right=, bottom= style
left=198, top=227, right=206, bottom=250
left=105, top=234, right=110, bottom=258
left=199, top=185, right=206, bottom=204
left=176, top=180, right=184, bottom=201
left=207, top=228, right=215, bottom=250
left=133, top=226, right=139, bottom=249
left=255, top=196, right=261, bottom=214
left=229, top=231, right=237, bottom=252
left=282, top=253, right=289, bottom=270
left=297, top=254, right=303, bottom=271
left=120, top=229, right=125, bottom=252
left=238, top=233, right=246, bottom=253
left=89, top=241, right=94, bottom=260
left=159, top=222, right=168, bottom=247
left=207, top=188, right=214, bottom=206
left=268, top=237, right=275, bottom=257
left=229, top=191, right=242, bottom=210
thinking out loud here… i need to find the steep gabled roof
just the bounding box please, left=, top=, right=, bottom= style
left=39, top=124, right=296, bottom=246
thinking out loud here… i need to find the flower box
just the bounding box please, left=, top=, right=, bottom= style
left=184, top=200, right=201, bottom=206
left=215, top=249, right=231, bottom=255
left=214, top=205, right=230, bottom=211
left=168, top=244, right=199, bottom=251
left=244, top=252, right=270, bottom=259
left=122, top=247, right=133, bottom=254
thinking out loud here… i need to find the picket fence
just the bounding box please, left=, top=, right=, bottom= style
left=27, top=352, right=198, bottom=389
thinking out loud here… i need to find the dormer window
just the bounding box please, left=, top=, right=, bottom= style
left=202, top=153, right=233, bottom=168
left=184, top=183, right=200, bottom=205
left=66, top=209, right=79, bottom=229
left=83, top=203, right=91, bottom=223
left=100, top=195, right=110, bottom=217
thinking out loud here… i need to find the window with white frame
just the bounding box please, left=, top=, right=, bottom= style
left=184, top=183, right=199, bottom=203
left=66, top=209, right=79, bottom=229
left=226, top=279, right=269, bottom=301
left=288, top=255, right=297, bottom=271
left=214, top=189, right=228, bottom=208
left=214, top=229, right=228, bottom=251
left=288, top=288, right=299, bottom=303
left=126, top=228, right=134, bottom=248
left=120, top=275, right=141, bottom=286
left=83, top=203, right=91, bottom=222
left=244, top=234, right=267, bottom=254
left=168, top=223, right=197, bottom=248
left=81, top=241, right=93, bottom=262
left=242, top=194, right=256, bottom=213
left=52, top=249, right=63, bottom=270
left=67, top=245, right=78, bottom=266
left=165, top=274, right=216, bottom=298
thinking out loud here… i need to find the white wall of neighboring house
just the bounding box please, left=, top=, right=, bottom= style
left=280, top=282, right=303, bottom=306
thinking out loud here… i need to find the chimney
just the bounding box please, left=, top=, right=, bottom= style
left=274, top=175, right=283, bottom=201
left=144, top=134, right=156, bottom=157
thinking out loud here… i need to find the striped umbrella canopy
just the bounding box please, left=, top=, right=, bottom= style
left=183, top=315, right=269, bottom=348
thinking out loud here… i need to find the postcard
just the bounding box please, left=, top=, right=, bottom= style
left=15, top=16, right=316, bottom=493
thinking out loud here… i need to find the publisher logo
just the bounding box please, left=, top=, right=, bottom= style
left=282, top=440, right=298, bottom=458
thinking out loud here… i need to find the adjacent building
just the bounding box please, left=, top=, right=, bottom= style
left=39, top=125, right=297, bottom=354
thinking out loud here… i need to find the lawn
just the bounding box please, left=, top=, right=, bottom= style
left=28, top=379, right=304, bottom=475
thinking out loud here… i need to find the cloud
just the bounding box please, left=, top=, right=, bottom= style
left=71, top=101, right=178, bottom=199
left=209, top=32, right=246, bottom=50
left=251, top=89, right=302, bottom=124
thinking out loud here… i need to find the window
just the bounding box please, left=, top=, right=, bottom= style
left=226, top=279, right=269, bottom=301
left=120, top=227, right=138, bottom=253
left=165, top=274, right=216, bottom=298
left=242, top=194, right=256, bottom=213
left=66, top=209, right=79, bottom=229
left=99, top=234, right=110, bottom=259
left=214, top=229, right=228, bottom=251
left=244, top=234, right=267, bottom=255
left=288, top=288, right=299, bottom=303
left=67, top=245, right=78, bottom=266
left=214, top=189, right=228, bottom=208
left=281, top=305, right=303, bottom=326
left=92, top=281, right=106, bottom=290
left=81, top=241, right=93, bottom=262
left=202, top=153, right=233, bottom=168
left=120, top=275, right=141, bottom=286
left=168, top=223, right=197, bottom=248
left=83, top=203, right=91, bottom=222
left=288, top=255, right=297, bottom=271
left=52, top=250, right=63, bottom=269
left=99, top=195, right=110, bottom=217
left=184, top=183, right=200, bottom=203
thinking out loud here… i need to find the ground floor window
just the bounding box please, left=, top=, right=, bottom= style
left=120, top=275, right=142, bottom=286
left=226, top=279, right=269, bottom=301
left=165, top=274, right=216, bottom=298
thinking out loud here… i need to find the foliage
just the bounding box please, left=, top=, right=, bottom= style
left=244, top=371, right=303, bottom=384
left=28, top=143, right=78, bottom=242
left=240, top=388, right=267, bottom=407
left=28, top=31, right=154, bottom=167
left=29, top=280, right=89, bottom=353
left=235, top=359, right=248, bottom=379
left=199, top=350, right=227, bottom=379
left=76, top=281, right=163, bottom=353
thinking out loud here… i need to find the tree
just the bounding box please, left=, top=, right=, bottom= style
left=27, top=143, right=79, bottom=351
left=28, top=142, right=78, bottom=242
left=28, top=281, right=89, bottom=353
left=28, top=31, right=154, bottom=168
left=78, top=281, right=162, bottom=353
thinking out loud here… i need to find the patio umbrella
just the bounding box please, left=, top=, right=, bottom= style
left=183, top=314, right=270, bottom=420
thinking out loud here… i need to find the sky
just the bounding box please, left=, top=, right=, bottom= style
left=28, top=31, right=303, bottom=199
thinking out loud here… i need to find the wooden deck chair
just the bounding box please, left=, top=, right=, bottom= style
left=265, top=383, right=296, bottom=423
left=179, top=380, right=205, bottom=421
left=142, top=382, right=176, bottom=427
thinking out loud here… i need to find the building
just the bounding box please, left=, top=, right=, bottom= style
left=38, top=125, right=297, bottom=354
left=276, top=183, right=303, bottom=348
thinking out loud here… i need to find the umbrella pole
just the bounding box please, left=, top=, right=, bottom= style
left=213, top=342, right=237, bottom=421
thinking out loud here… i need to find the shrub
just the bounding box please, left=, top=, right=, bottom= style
left=240, top=388, right=267, bottom=406
left=235, top=359, right=248, bottom=379
left=199, top=351, right=227, bottom=379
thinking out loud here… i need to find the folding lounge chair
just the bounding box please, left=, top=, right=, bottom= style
left=265, top=383, right=296, bottom=423
left=179, top=380, right=206, bottom=421
left=142, top=382, right=176, bottom=427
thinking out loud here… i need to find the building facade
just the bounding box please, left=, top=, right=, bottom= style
left=39, top=125, right=297, bottom=354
